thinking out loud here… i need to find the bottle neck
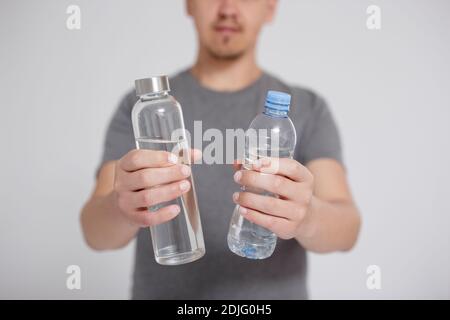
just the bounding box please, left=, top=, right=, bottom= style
left=263, top=107, right=288, bottom=118
left=139, top=90, right=169, bottom=101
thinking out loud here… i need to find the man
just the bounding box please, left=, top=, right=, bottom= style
left=81, top=0, right=361, bottom=299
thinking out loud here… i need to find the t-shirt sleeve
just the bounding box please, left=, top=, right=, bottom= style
left=297, top=92, right=344, bottom=166
left=95, top=90, right=136, bottom=178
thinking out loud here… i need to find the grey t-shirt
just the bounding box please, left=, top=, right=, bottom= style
left=98, top=69, right=343, bottom=299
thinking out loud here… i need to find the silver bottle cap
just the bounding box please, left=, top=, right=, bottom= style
left=135, top=75, right=170, bottom=96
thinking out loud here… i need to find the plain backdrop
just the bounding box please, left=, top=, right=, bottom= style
left=0, top=0, right=449, bottom=299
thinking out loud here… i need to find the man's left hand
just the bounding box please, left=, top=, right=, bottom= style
left=233, top=157, right=316, bottom=240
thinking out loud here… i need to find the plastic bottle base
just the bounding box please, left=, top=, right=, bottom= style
left=227, top=234, right=276, bottom=260
left=155, top=248, right=205, bottom=266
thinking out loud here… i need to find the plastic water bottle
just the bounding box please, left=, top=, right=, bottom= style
left=227, top=90, right=297, bottom=259
left=131, top=75, right=205, bottom=265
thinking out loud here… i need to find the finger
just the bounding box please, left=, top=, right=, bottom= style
left=189, top=148, right=203, bottom=164
left=234, top=169, right=300, bottom=200
left=129, top=179, right=191, bottom=208
left=120, top=149, right=178, bottom=172
left=121, top=164, right=192, bottom=191
left=237, top=205, right=292, bottom=239
left=252, top=158, right=313, bottom=183
left=233, top=192, right=303, bottom=221
left=232, top=159, right=243, bottom=171
left=132, top=204, right=181, bottom=227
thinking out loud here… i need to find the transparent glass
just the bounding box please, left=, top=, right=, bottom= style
left=131, top=91, right=205, bottom=265
left=227, top=108, right=297, bottom=259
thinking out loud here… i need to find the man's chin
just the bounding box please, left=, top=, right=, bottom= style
left=207, top=47, right=246, bottom=60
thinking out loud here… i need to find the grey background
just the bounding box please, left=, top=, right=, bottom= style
left=0, top=0, right=449, bottom=299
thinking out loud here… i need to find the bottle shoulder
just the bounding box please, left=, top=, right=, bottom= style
left=248, top=113, right=297, bottom=150
left=249, top=113, right=295, bottom=130
left=132, top=94, right=181, bottom=115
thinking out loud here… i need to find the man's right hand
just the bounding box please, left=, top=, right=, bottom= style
left=113, top=149, right=200, bottom=228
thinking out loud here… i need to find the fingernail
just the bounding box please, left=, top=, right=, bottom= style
left=171, top=205, right=180, bottom=214
left=168, top=153, right=178, bottom=164
left=234, top=171, right=242, bottom=182
left=232, top=192, right=239, bottom=202
left=239, top=206, right=247, bottom=215
left=179, top=180, right=190, bottom=191
left=181, top=165, right=191, bottom=176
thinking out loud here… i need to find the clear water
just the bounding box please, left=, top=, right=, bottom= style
left=227, top=148, right=293, bottom=259
left=135, top=138, right=205, bottom=265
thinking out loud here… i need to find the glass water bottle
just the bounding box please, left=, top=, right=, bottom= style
left=131, top=75, right=205, bottom=265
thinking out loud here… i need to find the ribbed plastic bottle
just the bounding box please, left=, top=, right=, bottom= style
left=227, top=90, right=297, bottom=259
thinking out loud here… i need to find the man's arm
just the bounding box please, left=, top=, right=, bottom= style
left=232, top=158, right=361, bottom=254
left=295, top=159, right=360, bottom=253
left=80, top=161, right=140, bottom=251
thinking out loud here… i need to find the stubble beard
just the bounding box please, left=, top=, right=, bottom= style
left=206, top=36, right=248, bottom=61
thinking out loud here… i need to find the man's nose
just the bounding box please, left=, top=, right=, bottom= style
left=217, top=0, right=239, bottom=19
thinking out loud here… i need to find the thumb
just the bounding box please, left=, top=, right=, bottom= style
left=190, top=148, right=202, bottom=164
left=178, top=148, right=202, bottom=164
left=232, top=159, right=243, bottom=171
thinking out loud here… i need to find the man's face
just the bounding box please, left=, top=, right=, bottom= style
left=187, top=0, right=277, bottom=59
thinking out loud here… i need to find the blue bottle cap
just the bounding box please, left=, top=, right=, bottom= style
left=265, top=90, right=291, bottom=112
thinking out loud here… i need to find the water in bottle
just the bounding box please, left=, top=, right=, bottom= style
left=131, top=76, right=205, bottom=265
left=227, top=90, right=297, bottom=259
